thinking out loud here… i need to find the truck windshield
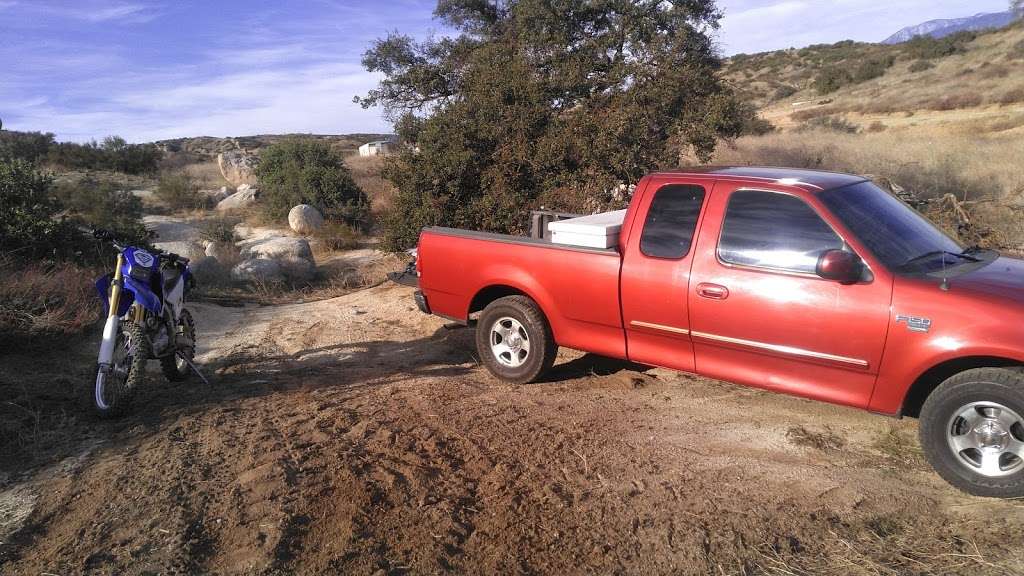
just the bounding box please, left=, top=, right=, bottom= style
left=818, top=181, right=963, bottom=273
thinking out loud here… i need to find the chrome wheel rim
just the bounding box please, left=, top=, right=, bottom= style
left=947, top=401, right=1024, bottom=477
left=490, top=316, right=530, bottom=368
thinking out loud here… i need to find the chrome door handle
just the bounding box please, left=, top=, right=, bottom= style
left=697, top=283, right=729, bottom=300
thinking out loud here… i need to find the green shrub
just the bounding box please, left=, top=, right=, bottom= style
left=0, top=129, right=159, bottom=174
left=53, top=177, right=149, bottom=248
left=0, top=159, right=79, bottom=257
left=155, top=172, right=205, bottom=211
left=772, top=85, right=799, bottom=100
left=741, top=113, right=775, bottom=136
left=96, top=136, right=161, bottom=175
left=908, top=60, right=934, bottom=73
left=903, top=31, right=976, bottom=60
left=797, top=116, right=859, bottom=134
left=813, top=66, right=853, bottom=94
left=0, top=131, right=56, bottom=164
left=198, top=216, right=239, bottom=244
left=256, top=139, right=369, bottom=225
left=852, top=55, right=895, bottom=82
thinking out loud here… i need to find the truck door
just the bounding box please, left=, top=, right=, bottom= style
left=620, top=177, right=712, bottom=372
left=688, top=182, right=891, bottom=408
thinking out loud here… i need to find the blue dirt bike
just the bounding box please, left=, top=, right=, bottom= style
left=92, top=229, right=204, bottom=417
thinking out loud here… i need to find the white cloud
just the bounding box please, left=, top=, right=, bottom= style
left=9, top=1, right=158, bottom=24
left=4, top=60, right=390, bottom=142
left=80, top=3, right=152, bottom=23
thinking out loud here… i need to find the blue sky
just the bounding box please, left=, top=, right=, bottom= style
left=0, top=0, right=1010, bottom=142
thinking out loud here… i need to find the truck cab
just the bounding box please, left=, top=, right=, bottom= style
left=414, top=167, right=1024, bottom=498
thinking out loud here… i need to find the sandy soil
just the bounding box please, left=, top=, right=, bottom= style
left=3, top=282, right=1024, bottom=575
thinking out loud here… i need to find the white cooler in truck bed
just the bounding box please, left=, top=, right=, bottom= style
left=547, top=209, right=627, bottom=249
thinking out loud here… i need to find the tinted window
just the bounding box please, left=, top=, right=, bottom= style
left=719, top=190, right=843, bottom=274
left=819, top=181, right=962, bottom=272
left=640, top=184, right=706, bottom=259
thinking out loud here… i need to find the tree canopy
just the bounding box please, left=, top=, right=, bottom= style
left=360, top=0, right=765, bottom=249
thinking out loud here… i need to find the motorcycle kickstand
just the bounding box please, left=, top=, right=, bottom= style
left=179, top=353, right=211, bottom=385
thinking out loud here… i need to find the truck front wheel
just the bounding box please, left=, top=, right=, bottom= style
left=919, top=367, right=1024, bottom=498
left=476, top=295, right=557, bottom=384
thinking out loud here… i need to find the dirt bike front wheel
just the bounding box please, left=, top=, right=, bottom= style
left=93, top=320, right=148, bottom=418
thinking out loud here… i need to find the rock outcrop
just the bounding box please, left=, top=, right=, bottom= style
left=231, top=258, right=284, bottom=283
left=201, top=186, right=232, bottom=204
left=240, top=237, right=316, bottom=282
left=216, top=184, right=259, bottom=212
left=217, top=150, right=259, bottom=187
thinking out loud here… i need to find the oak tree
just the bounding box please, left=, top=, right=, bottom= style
left=359, top=0, right=761, bottom=249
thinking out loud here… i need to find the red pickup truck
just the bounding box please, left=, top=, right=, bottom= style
left=413, top=167, right=1024, bottom=498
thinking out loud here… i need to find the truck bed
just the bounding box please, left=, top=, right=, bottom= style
left=417, top=227, right=628, bottom=359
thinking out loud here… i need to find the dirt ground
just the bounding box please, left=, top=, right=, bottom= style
left=3, top=282, right=1024, bottom=575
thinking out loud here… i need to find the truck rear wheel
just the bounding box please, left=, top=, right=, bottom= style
left=919, top=367, right=1024, bottom=498
left=476, top=295, right=557, bottom=384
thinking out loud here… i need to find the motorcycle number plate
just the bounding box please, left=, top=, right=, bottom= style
left=134, top=251, right=155, bottom=267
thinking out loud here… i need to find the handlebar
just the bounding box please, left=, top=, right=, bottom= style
left=92, top=228, right=189, bottom=265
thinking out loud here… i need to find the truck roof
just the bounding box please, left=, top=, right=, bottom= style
left=653, top=166, right=867, bottom=191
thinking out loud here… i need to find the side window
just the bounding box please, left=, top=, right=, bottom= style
left=719, top=190, right=843, bottom=274
left=640, top=184, right=706, bottom=259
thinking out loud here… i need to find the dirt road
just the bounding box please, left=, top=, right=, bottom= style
left=3, top=283, right=1024, bottom=574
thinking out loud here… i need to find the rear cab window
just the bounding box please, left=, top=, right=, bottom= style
left=640, top=184, right=706, bottom=259
left=718, top=189, right=844, bottom=274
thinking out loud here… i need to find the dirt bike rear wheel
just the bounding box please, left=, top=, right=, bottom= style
left=160, top=309, right=195, bottom=382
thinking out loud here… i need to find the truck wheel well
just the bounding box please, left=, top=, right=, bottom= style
left=469, top=285, right=529, bottom=316
left=902, top=356, right=1022, bottom=417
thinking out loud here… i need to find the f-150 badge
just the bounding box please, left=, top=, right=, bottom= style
left=896, top=315, right=931, bottom=333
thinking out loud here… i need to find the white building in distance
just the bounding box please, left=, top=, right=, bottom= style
left=358, top=140, right=395, bottom=157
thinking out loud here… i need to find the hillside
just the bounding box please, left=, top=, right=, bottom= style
left=155, top=133, right=394, bottom=158
left=723, top=21, right=1024, bottom=135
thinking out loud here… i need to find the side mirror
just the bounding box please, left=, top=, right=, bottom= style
left=816, top=249, right=863, bottom=284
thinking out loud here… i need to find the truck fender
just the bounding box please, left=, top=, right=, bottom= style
left=468, top=267, right=559, bottom=336
left=875, top=349, right=1024, bottom=416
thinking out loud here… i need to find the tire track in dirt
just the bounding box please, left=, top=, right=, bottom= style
left=5, top=284, right=1024, bottom=574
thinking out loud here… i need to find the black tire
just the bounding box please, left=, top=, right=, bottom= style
left=919, top=367, right=1024, bottom=498
left=160, top=309, right=195, bottom=382
left=93, top=320, right=148, bottom=418
left=476, top=295, right=557, bottom=384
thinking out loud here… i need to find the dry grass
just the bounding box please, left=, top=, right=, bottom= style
left=345, top=154, right=396, bottom=216
left=313, top=221, right=362, bottom=253
left=0, top=256, right=99, bottom=345
left=713, top=130, right=1024, bottom=202
left=922, top=93, right=984, bottom=111
left=183, top=158, right=231, bottom=190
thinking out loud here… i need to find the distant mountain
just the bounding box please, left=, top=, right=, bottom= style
left=883, top=11, right=1018, bottom=44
